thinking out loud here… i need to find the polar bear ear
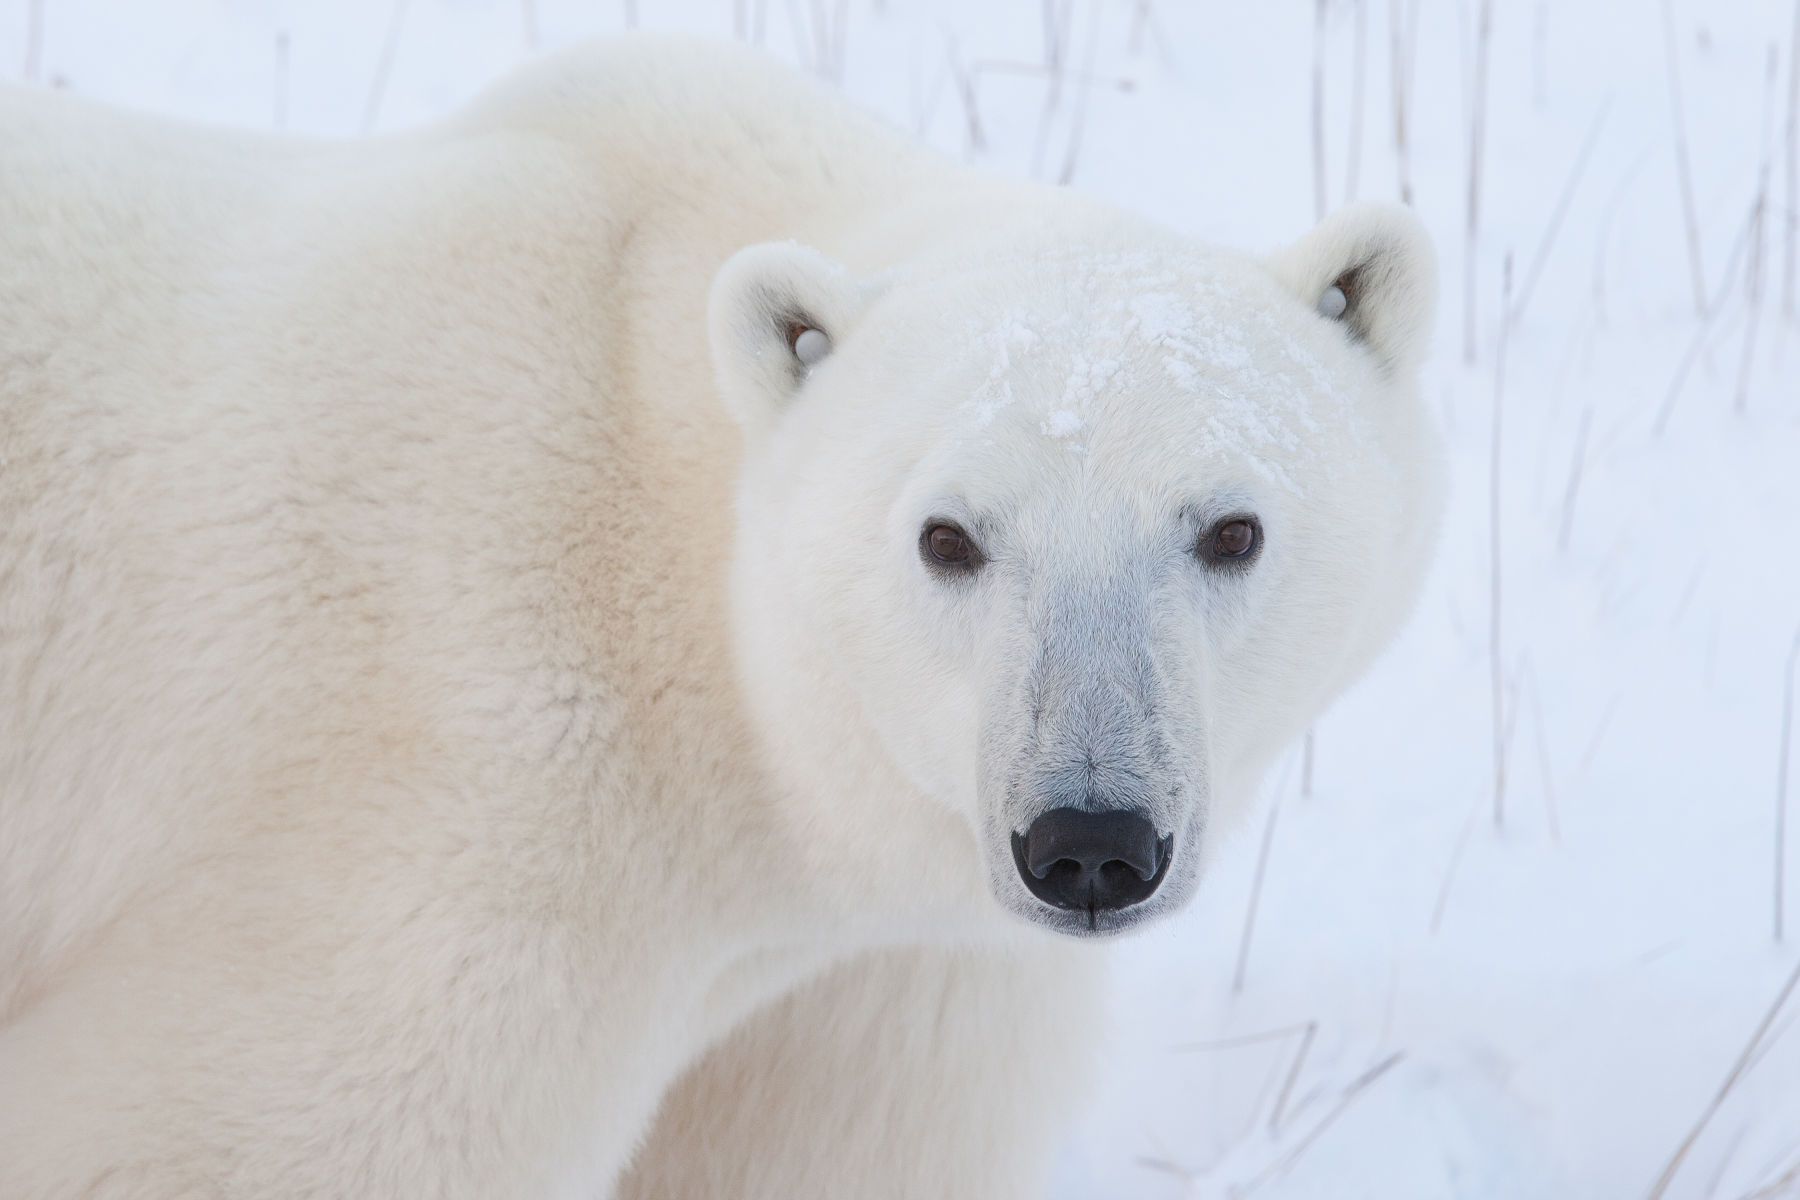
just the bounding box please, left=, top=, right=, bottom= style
left=1266, top=203, right=1437, bottom=374
left=709, top=242, right=868, bottom=431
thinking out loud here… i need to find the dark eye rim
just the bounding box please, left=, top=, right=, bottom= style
left=1197, top=513, right=1263, bottom=567
left=919, top=519, right=984, bottom=573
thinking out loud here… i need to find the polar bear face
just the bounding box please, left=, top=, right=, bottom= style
left=712, top=206, right=1440, bottom=938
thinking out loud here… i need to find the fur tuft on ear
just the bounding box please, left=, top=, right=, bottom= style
left=1266, top=203, right=1437, bottom=374
left=708, top=242, right=867, bottom=431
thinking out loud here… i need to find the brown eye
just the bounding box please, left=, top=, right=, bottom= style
left=922, top=521, right=980, bottom=569
left=1205, top=517, right=1261, bottom=563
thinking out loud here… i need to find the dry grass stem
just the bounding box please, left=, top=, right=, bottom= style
left=25, top=0, right=46, bottom=82
left=1463, top=0, right=1494, bottom=363
left=1654, top=208, right=1758, bottom=436
left=1557, top=404, right=1593, bottom=554
left=1312, top=0, right=1329, bottom=221
left=1268, top=1021, right=1319, bottom=1134
left=361, top=0, right=411, bottom=134
left=1661, top=0, right=1709, bottom=315
left=1344, top=0, right=1367, bottom=204
left=1647, top=960, right=1800, bottom=1197
left=273, top=32, right=290, bottom=131
left=1736, top=47, right=1780, bottom=416
left=1489, top=255, right=1513, bottom=829
left=1389, top=0, right=1418, bottom=204
left=1055, top=0, right=1102, bottom=185
left=1785, top=0, right=1799, bottom=318
left=943, top=35, right=986, bottom=154
left=1778, top=628, right=1800, bottom=943
left=1512, top=102, right=1611, bottom=326
left=1431, top=800, right=1478, bottom=935
left=1240, top=1053, right=1406, bottom=1196
left=1233, top=800, right=1282, bottom=993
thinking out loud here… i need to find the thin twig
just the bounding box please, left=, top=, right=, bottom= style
left=1134, top=1154, right=1195, bottom=1183
left=1432, top=799, right=1478, bottom=935
left=1591, top=146, right=1655, bottom=329
left=1525, top=663, right=1561, bottom=843
left=1128, top=0, right=1155, bottom=55
left=1389, top=0, right=1418, bottom=205
left=273, top=32, right=290, bottom=131
left=1344, top=0, right=1367, bottom=205
left=1301, top=728, right=1316, bottom=797
left=1742, top=1152, right=1800, bottom=1200
left=1701, top=1124, right=1752, bottom=1200
left=783, top=0, right=812, bottom=72
left=1654, top=208, right=1758, bottom=436
left=1029, top=0, right=1074, bottom=177
left=1173, top=1022, right=1318, bottom=1056
left=1512, top=101, right=1611, bottom=325
left=1056, top=0, right=1103, bottom=186
left=1737, top=48, right=1781, bottom=417
left=1312, top=0, right=1328, bottom=222
left=943, top=33, right=986, bottom=154
left=1662, top=0, right=1709, bottom=316
left=24, top=0, right=46, bottom=82
left=1580, top=693, right=1622, bottom=775
left=1490, top=255, right=1514, bottom=829
left=1784, top=0, right=1799, bottom=319
left=1463, top=0, right=1494, bottom=364
left=1648, top=960, right=1800, bottom=1198
left=1557, top=404, right=1593, bottom=554
left=1672, top=561, right=1707, bottom=627
left=1532, top=0, right=1548, bottom=108
left=807, top=0, right=829, bottom=78
left=911, top=54, right=947, bottom=136
left=361, top=0, right=411, bottom=135
left=1043, top=0, right=1073, bottom=107
left=1233, top=800, right=1282, bottom=993
left=1777, top=628, right=1800, bottom=943
left=1239, top=1053, right=1406, bottom=1196
left=1269, top=1021, right=1319, bottom=1135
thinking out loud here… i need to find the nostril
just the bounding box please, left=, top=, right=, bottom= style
left=1100, top=858, right=1150, bottom=887
left=1011, top=807, right=1173, bottom=917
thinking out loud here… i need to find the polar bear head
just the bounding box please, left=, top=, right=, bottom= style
left=711, top=204, right=1440, bottom=938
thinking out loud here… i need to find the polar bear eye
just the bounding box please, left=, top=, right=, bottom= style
left=921, top=521, right=981, bottom=571
left=786, top=322, right=831, bottom=368
left=1200, top=516, right=1261, bottom=564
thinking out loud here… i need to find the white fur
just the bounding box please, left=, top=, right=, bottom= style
left=0, top=35, right=1441, bottom=1199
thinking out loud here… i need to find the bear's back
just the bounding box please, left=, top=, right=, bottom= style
left=0, top=68, right=629, bottom=1009
left=0, top=36, right=962, bottom=1017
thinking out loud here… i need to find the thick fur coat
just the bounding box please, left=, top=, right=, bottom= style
left=0, top=36, right=1440, bottom=1199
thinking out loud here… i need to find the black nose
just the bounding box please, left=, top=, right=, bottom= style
left=1011, top=807, right=1173, bottom=922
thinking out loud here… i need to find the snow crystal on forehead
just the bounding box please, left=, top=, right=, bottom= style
left=1040, top=409, right=1085, bottom=441
left=963, top=308, right=1037, bottom=429
left=947, top=247, right=1359, bottom=495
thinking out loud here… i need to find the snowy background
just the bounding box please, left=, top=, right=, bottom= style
left=5, top=0, right=1798, bottom=1195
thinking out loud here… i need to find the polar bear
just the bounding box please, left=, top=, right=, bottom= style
left=0, top=34, right=1440, bottom=1200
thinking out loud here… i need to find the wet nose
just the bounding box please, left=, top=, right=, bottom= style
left=1011, top=807, right=1172, bottom=918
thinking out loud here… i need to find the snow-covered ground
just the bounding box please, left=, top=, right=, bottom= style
left=7, top=0, right=1797, bottom=1194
